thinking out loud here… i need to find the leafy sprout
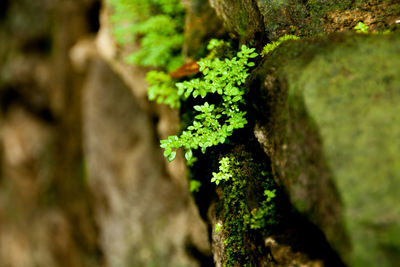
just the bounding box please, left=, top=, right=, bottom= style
left=354, top=22, right=369, bottom=34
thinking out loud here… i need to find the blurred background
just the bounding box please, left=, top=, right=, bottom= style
left=0, top=1, right=210, bottom=266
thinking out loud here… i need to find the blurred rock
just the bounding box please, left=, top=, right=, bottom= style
left=82, top=58, right=210, bottom=267
left=0, top=0, right=103, bottom=266
left=250, top=32, right=400, bottom=266
left=182, top=0, right=226, bottom=60
left=209, top=0, right=266, bottom=47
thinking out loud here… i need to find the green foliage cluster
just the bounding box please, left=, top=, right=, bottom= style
left=216, top=155, right=277, bottom=266
left=161, top=44, right=257, bottom=162
left=223, top=171, right=250, bottom=266
left=215, top=222, right=223, bottom=233
left=247, top=187, right=276, bottom=230
left=261, top=34, right=300, bottom=57
left=109, top=0, right=185, bottom=71
left=189, top=179, right=201, bottom=193
left=353, top=21, right=392, bottom=35
left=109, top=0, right=257, bottom=165
left=110, top=3, right=281, bottom=265
left=109, top=0, right=259, bottom=197
left=211, top=157, right=234, bottom=185
left=354, top=22, right=369, bottom=33
left=146, top=71, right=180, bottom=108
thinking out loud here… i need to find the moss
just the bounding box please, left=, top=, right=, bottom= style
left=221, top=161, right=251, bottom=266
left=216, top=147, right=278, bottom=266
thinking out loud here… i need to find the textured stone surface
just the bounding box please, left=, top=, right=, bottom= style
left=208, top=0, right=400, bottom=42
left=250, top=32, right=400, bottom=266
left=208, top=0, right=266, bottom=47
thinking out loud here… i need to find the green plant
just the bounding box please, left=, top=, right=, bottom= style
left=146, top=71, right=181, bottom=108
left=216, top=155, right=277, bottom=266
left=189, top=179, right=202, bottom=193
left=354, top=21, right=369, bottom=34
left=160, top=44, right=258, bottom=162
left=109, top=0, right=185, bottom=71
left=215, top=222, right=223, bottom=232
left=248, top=189, right=276, bottom=230
left=211, top=156, right=277, bottom=228
left=211, top=157, right=234, bottom=185
left=353, top=22, right=392, bottom=35
left=219, top=156, right=252, bottom=266
left=261, top=34, right=300, bottom=57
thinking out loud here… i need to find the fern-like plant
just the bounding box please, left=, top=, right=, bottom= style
left=161, top=44, right=258, bottom=162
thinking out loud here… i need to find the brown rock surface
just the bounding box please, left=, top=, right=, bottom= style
left=82, top=58, right=210, bottom=266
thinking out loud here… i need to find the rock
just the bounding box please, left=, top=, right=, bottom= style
left=96, top=2, right=149, bottom=107
left=208, top=0, right=266, bottom=47
left=82, top=58, right=210, bottom=267
left=203, top=143, right=343, bottom=266
left=182, top=0, right=226, bottom=60
left=208, top=0, right=400, bottom=43
left=250, top=32, right=400, bottom=266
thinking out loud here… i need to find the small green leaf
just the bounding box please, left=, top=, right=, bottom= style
left=190, top=180, right=201, bottom=193
left=163, top=148, right=172, bottom=157
left=232, top=96, right=241, bottom=102
left=185, top=149, right=193, bottom=161
left=215, top=223, right=222, bottom=232
left=168, top=151, right=177, bottom=162
left=354, top=21, right=369, bottom=33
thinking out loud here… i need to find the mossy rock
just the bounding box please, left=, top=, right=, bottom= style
left=250, top=32, right=400, bottom=266
left=208, top=0, right=399, bottom=44
left=208, top=0, right=267, bottom=47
